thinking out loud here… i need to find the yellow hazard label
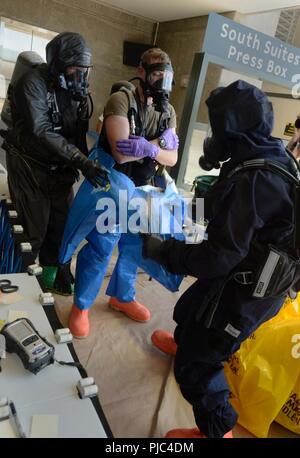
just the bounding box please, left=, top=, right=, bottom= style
left=284, top=123, right=295, bottom=137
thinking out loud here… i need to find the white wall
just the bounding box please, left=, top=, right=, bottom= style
left=218, top=10, right=281, bottom=89
left=238, top=10, right=281, bottom=36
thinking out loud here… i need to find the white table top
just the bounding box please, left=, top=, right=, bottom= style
left=0, top=273, right=108, bottom=438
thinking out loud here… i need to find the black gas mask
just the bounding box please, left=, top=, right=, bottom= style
left=59, top=67, right=90, bottom=101
left=199, top=136, right=228, bottom=171
left=141, top=62, right=174, bottom=113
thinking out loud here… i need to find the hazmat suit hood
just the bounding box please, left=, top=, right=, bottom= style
left=200, top=80, right=288, bottom=175
left=46, top=32, right=92, bottom=75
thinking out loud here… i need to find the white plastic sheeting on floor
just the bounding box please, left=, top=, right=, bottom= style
left=54, top=256, right=299, bottom=438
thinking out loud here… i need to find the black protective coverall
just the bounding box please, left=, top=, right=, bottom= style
left=4, top=34, right=89, bottom=265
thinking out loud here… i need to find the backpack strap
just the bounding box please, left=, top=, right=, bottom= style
left=118, top=87, right=139, bottom=135
left=119, top=86, right=171, bottom=137
left=46, top=90, right=63, bottom=132
left=155, top=110, right=171, bottom=138
left=226, top=157, right=300, bottom=250
left=108, top=85, right=172, bottom=184
left=227, top=158, right=300, bottom=186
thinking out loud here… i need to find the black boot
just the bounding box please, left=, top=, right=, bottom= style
left=52, top=261, right=74, bottom=296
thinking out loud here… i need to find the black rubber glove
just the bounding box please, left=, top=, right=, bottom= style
left=142, top=234, right=166, bottom=264
left=71, top=151, right=109, bottom=188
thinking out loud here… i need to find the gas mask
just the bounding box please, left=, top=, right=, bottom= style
left=198, top=123, right=231, bottom=171
left=199, top=136, right=226, bottom=171
left=141, top=62, right=174, bottom=113
left=58, top=67, right=90, bottom=101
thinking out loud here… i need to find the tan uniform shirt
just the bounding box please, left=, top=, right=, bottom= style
left=101, top=89, right=177, bottom=185
left=103, top=90, right=176, bottom=138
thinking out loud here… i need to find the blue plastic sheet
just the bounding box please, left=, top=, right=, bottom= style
left=59, top=146, right=136, bottom=264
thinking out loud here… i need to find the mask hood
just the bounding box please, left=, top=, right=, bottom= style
left=46, top=32, right=92, bottom=75
left=206, top=79, right=273, bottom=140
left=200, top=80, right=286, bottom=172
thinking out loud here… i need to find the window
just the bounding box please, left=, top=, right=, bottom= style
left=0, top=17, right=57, bottom=111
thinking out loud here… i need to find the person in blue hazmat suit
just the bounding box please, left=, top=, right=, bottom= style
left=2, top=32, right=106, bottom=293
left=67, top=48, right=179, bottom=338
left=142, top=80, right=298, bottom=438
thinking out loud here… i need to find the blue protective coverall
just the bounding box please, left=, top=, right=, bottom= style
left=151, top=81, right=296, bottom=437
left=59, top=146, right=184, bottom=309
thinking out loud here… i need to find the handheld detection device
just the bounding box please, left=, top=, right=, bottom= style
left=0, top=318, right=55, bottom=374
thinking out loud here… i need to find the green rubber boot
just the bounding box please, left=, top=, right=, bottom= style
left=41, top=266, right=58, bottom=291
left=41, top=264, right=74, bottom=296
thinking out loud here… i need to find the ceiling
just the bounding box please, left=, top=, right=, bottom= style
left=94, top=0, right=300, bottom=22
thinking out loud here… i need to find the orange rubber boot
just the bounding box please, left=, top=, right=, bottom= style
left=151, top=330, right=177, bottom=356
left=68, top=304, right=90, bottom=338
left=165, top=427, right=233, bottom=438
left=109, top=297, right=150, bottom=322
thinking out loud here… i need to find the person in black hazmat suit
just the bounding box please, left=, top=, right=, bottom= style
left=142, top=80, right=298, bottom=438
left=3, top=32, right=106, bottom=293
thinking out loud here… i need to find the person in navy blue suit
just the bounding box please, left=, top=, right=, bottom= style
left=143, top=80, right=298, bottom=438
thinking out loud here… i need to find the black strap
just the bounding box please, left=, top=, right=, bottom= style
left=227, top=158, right=300, bottom=186
left=156, top=111, right=171, bottom=138
left=47, top=90, right=63, bottom=131
left=227, top=157, right=300, bottom=251
left=233, top=271, right=254, bottom=285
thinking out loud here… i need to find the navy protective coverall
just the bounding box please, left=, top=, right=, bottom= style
left=147, top=80, right=296, bottom=437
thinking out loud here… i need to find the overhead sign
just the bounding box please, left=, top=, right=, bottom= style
left=203, top=13, right=300, bottom=88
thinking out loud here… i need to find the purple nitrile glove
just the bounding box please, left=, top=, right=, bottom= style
left=160, top=128, right=179, bottom=150
left=116, top=135, right=159, bottom=159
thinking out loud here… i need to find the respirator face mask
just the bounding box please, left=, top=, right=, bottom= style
left=59, top=67, right=90, bottom=101
left=199, top=137, right=223, bottom=171
left=142, top=62, right=174, bottom=112
left=199, top=125, right=231, bottom=171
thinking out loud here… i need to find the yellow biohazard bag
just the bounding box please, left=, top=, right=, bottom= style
left=224, top=296, right=300, bottom=437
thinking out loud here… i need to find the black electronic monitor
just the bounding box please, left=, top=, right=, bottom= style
left=123, top=41, right=155, bottom=67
